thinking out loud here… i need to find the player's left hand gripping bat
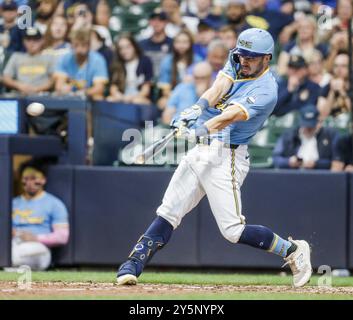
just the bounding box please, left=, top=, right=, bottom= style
left=134, top=127, right=180, bottom=164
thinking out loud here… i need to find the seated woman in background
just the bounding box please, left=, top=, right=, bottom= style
left=307, top=49, right=331, bottom=88
left=277, top=15, right=328, bottom=76
left=157, top=30, right=202, bottom=110
left=108, top=34, right=153, bottom=105
left=42, top=15, right=71, bottom=60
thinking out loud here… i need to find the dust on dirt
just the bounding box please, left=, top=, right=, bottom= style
left=1, top=282, right=353, bottom=298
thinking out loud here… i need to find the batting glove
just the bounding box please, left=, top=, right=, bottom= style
left=175, top=124, right=209, bottom=142
left=170, top=105, right=203, bottom=129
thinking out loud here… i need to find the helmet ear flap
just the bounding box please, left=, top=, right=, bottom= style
left=232, top=53, right=240, bottom=64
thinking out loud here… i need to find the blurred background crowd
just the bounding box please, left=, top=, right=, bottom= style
left=0, top=0, right=352, bottom=171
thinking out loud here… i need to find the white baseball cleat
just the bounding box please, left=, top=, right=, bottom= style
left=117, top=274, right=138, bottom=286
left=283, top=238, right=312, bottom=287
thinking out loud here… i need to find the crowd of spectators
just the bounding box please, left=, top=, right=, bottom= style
left=0, top=0, right=352, bottom=171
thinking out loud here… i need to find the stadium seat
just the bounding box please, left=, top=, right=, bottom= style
left=109, top=2, right=158, bottom=38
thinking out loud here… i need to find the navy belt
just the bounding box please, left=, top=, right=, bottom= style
left=196, top=137, right=239, bottom=149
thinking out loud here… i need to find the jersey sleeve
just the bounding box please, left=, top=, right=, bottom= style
left=50, top=198, right=69, bottom=226
left=219, top=59, right=237, bottom=83
left=228, top=87, right=277, bottom=121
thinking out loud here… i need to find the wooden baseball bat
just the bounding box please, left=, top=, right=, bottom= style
left=134, top=127, right=179, bottom=164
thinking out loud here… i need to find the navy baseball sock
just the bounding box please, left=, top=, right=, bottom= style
left=118, top=216, right=173, bottom=277
left=239, top=225, right=296, bottom=258
left=145, top=216, right=174, bottom=243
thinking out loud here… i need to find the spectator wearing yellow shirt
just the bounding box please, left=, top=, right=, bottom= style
left=2, top=27, right=55, bottom=95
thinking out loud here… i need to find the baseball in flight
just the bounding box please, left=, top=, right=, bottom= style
left=26, top=102, right=45, bottom=117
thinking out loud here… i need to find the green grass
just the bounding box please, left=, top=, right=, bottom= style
left=0, top=270, right=353, bottom=300
left=1, top=270, right=353, bottom=286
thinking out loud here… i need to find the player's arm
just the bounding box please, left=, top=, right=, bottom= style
left=192, top=90, right=275, bottom=137
left=174, top=73, right=234, bottom=128
left=85, top=79, right=107, bottom=100
left=37, top=224, right=69, bottom=247
left=54, top=73, right=72, bottom=94
left=198, top=72, right=234, bottom=108
left=203, top=103, right=248, bottom=133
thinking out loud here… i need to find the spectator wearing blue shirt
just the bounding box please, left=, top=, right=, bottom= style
left=272, top=55, right=322, bottom=117
left=108, top=33, right=153, bottom=105
left=273, top=104, right=338, bottom=169
left=12, top=159, right=69, bottom=271
left=54, top=28, right=108, bottom=100
left=162, top=61, right=213, bottom=125
left=139, top=9, right=173, bottom=77
left=158, top=30, right=202, bottom=110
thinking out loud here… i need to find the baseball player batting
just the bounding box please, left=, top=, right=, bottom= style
left=117, top=28, right=312, bottom=287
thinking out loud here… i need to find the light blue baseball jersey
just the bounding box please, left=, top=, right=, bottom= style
left=12, top=192, right=69, bottom=235
left=195, top=59, right=278, bottom=145
left=55, top=50, right=108, bottom=90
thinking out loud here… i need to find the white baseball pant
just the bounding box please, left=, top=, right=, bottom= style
left=157, top=140, right=250, bottom=243
left=12, top=239, right=51, bottom=271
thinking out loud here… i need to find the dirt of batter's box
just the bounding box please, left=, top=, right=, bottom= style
left=1, top=282, right=353, bottom=298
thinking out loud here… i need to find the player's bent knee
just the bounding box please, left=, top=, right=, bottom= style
left=220, top=223, right=246, bottom=244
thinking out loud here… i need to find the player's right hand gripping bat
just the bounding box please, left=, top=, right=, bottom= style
left=134, top=127, right=180, bottom=164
